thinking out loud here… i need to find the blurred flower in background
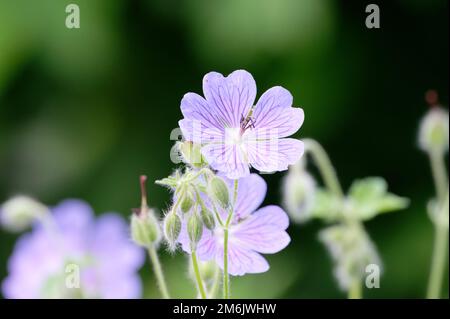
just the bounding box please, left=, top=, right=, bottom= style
left=2, top=199, right=144, bottom=298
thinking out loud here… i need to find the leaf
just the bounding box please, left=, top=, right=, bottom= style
left=347, top=177, right=409, bottom=221
left=310, top=189, right=342, bottom=222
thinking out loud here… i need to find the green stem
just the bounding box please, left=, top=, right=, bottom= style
left=304, top=138, right=344, bottom=198
left=209, top=266, right=221, bottom=298
left=427, top=185, right=449, bottom=299
left=223, top=179, right=239, bottom=299
left=429, top=150, right=448, bottom=204
left=191, top=251, right=207, bottom=299
left=148, top=245, right=170, bottom=299
left=348, top=279, right=362, bottom=299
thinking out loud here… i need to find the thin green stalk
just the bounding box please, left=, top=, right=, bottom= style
left=148, top=245, right=170, bottom=299
left=209, top=266, right=221, bottom=298
left=191, top=251, right=207, bottom=299
left=223, top=179, right=239, bottom=299
left=304, top=138, right=344, bottom=199
left=348, top=280, right=362, bottom=299
left=427, top=223, right=449, bottom=298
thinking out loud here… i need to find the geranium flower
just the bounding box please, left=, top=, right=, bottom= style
left=2, top=200, right=144, bottom=299
left=179, top=70, right=304, bottom=179
left=178, top=174, right=290, bottom=276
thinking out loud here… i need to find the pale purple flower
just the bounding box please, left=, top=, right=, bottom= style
left=2, top=200, right=145, bottom=299
left=178, top=174, right=290, bottom=276
left=179, top=70, right=304, bottom=179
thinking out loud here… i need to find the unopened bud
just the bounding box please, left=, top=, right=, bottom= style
left=418, top=106, right=449, bottom=154
left=209, top=176, right=229, bottom=208
left=179, top=141, right=206, bottom=168
left=131, top=212, right=161, bottom=247
left=282, top=165, right=316, bottom=223
left=180, top=190, right=194, bottom=213
left=200, top=207, right=216, bottom=230
left=163, top=211, right=182, bottom=249
left=187, top=212, right=203, bottom=250
left=0, top=196, right=49, bottom=232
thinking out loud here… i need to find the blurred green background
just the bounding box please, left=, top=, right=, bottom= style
left=0, top=0, right=448, bottom=298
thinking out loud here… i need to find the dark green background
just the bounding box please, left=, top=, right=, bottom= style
left=0, top=0, right=448, bottom=298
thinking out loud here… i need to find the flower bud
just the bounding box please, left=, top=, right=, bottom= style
left=209, top=176, right=229, bottom=208
left=179, top=141, right=206, bottom=168
left=282, top=163, right=316, bottom=223
left=187, top=212, right=203, bottom=250
left=418, top=106, right=449, bottom=154
left=200, top=207, right=216, bottom=230
left=180, top=190, right=194, bottom=213
left=131, top=211, right=161, bottom=247
left=0, top=196, right=49, bottom=232
left=163, top=211, right=182, bottom=249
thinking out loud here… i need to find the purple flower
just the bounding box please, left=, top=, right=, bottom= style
left=178, top=174, right=290, bottom=276
left=2, top=200, right=145, bottom=299
left=179, top=70, right=304, bottom=179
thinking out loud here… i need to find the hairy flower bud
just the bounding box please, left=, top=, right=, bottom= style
left=163, top=211, right=181, bottom=249
left=0, top=196, right=49, bottom=232
left=200, top=207, right=216, bottom=230
left=209, top=176, right=230, bottom=208
left=418, top=106, right=449, bottom=154
left=187, top=212, right=203, bottom=250
left=131, top=211, right=161, bottom=247
left=180, top=190, right=194, bottom=213
left=282, top=163, right=316, bottom=223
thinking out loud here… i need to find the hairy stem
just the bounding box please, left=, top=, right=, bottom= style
left=148, top=245, right=170, bottom=299
left=191, top=251, right=207, bottom=299
left=304, top=138, right=344, bottom=198
left=427, top=150, right=449, bottom=299
left=348, top=279, right=362, bottom=299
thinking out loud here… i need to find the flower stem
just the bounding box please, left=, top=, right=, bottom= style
left=209, top=266, right=221, bottom=298
left=426, top=150, right=448, bottom=299
left=304, top=138, right=344, bottom=198
left=223, top=179, right=239, bottom=299
left=191, top=251, right=207, bottom=299
left=147, top=245, right=170, bottom=299
left=348, top=279, right=362, bottom=299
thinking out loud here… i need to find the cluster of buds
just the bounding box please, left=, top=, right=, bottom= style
left=157, top=166, right=229, bottom=252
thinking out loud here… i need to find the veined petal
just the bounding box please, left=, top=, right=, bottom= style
left=252, top=86, right=304, bottom=138
left=203, top=70, right=256, bottom=127
left=179, top=118, right=224, bottom=143
left=215, top=243, right=269, bottom=276
left=202, top=143, right=250, bottom=179
left=224, top=174, right=267, bottom=220
left=247, top=138, right=304, bottom=173
left=232, top=205, right=290, bottom=254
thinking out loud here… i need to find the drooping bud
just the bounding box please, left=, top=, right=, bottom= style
left=282, top=160, right=316, bottom=223
left=163, top=211, right=182, bottom=249
left=418, top=91, right=449, bottom=154
left=208, top=176, right=230, bottom=208
left=187, top=212, right=203, bottom=250
left=178, top=141, right=206, bottom=168
left=200, top=207, right=216, bottom=230
left=0, top=196, right=49, bottom=232
left=130, top=175, right=161, bottom=247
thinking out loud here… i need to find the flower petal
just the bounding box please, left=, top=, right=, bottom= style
left=229, top=173, right=267, bottom=220
left=233, top=205, right=290, bottom=254
left=215, top=244, right=269, bottom=276
left=252, top=86, right=304, bottom=138
left=203, top=70, right=256, bottom=127
left=202, top=143, right=250, bottom=179
left=247, top=138, right=304, bottom=173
